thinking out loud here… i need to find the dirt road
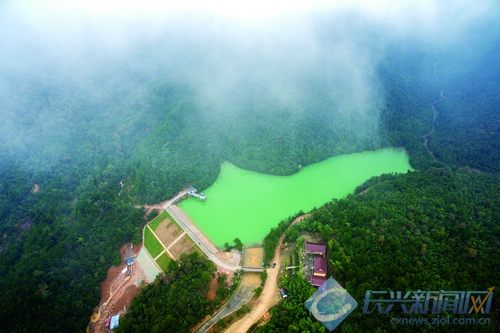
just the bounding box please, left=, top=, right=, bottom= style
left=224, top=214, right=310, bottom=332
left=89, top=244, right=145, bottom=333
left=197, top=274, right=261, bottom=332
left=225, top=235, right=285, bottom=333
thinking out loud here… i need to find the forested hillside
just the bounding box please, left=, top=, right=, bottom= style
left=0, top=1, right=499, bottom=332
left=0, top=162, right=144, bottom=332
left=116, top=252, right=219, bottom=333
left=259, top=168, right=500, bottom=332
left=430, top=38, right=500, bottom=172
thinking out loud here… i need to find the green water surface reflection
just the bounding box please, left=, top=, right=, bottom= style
left=179, top=148, right=412, bottom=247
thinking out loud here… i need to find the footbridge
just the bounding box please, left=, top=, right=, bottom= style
left=241, top=266, right=265, bottom=273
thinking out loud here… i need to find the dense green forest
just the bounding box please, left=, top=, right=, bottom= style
left=116, top=252, right=218, bottom=333
left=0, top=161, right=144, bottom=332
left=430, top=38, right=500, bottom=172
left=0, top=2, right=499, bottom=332
left=258, top=168, right=500, bottom=332
left=253, top=276, right=325, bottom=333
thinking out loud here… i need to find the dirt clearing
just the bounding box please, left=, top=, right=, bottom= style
left=154, top=219, right=183, bottom=245
left=31, top=184, right=40, bottom=193
left=243, top=247, right=263, bottom=268
left=225, top=236, right=285, bottom=333
left=89, top=243, right=145, bottom=333
left=169, top=234, right=201, bottom=259
left=240, top=273, right=261, bottom=288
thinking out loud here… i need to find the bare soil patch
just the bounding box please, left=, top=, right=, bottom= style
left=216, top=266, right=235, bottom=285
left=300, top=232, right=321, bottom=244
left=169, top=234, right=200, bottom=259
left=90, top=243, right=145, bottom=333
left=226, top=235, right=285, bottom=333
left=99, top=243, right=141, bottom=304
left=240, top=273, right=261, bottom=288
left=207, top=275, right=218, bottom=300
left=144, top=206, right=163, bottom=217
left=243, top=247, right=263, bottom=268
left=214, top=249, right=242, bottom=285
left=154, top=219, right=183, bottom=246
left=112, top=284, right=142, bottom=311
left=291, top=213, right=311, bottom=226
left=216, top=249, right=241, bottom=266
left=261, top=311, right=272, bottom=324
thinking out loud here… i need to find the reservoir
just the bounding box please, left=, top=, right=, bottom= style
left=179, top=148, right=412, bottom=247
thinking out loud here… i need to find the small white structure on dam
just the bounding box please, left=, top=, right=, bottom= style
left=187, top=186, right=206, bottom=201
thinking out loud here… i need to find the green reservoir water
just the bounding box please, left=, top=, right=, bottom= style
left=179, top=148, right=412, bottom=248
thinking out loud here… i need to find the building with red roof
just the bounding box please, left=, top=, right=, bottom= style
left=305, top=242, right=327, bottom=256
left=308, top=275, right=327, bottom=287
left=313, top=257, right=327, bottom=277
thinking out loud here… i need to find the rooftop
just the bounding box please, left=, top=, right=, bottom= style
left=313, top=257, right=327, bottom=276
left=306, top=242, right=327, bottom=254
left=110, top=315, right=120, bottom=329
left=308, top=275, right=327, bottom=287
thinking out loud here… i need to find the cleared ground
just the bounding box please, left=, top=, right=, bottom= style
left=243, top=247, right=264, bottom=268
left=241, top=273, right=262, bottom=289
left=226, top=236, right=284, bottom=333
left=143, top=208, right=206, bottom=275
left=149, top=210, right=169, bottom=231
left=90, top=244, right=145, bottom=333
left=155, top=219, right=183, bottom=246
left=169, top=234, right=202, bottom=259
left=197, top=273, right=262, bottom=332
left=225, top=214, right=310, bottom=332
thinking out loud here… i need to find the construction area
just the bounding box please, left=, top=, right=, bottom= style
left=90, top=198, right=246, bottom=331
left=198, top=247, right=265, bottom=333
left=88, top=243, right=145, bottom=333
left=90, top=189, right=301, bottom=332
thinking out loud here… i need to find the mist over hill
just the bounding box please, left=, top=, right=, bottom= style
left=0, top=0, right=499, bottom=331
left=1, top=0, right=498, bottom=191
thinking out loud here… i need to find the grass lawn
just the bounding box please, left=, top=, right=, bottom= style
left=149, top=210, right=179, bottom=231
left=144, top=227, right=164, bottom=258
left=149, top=211, right=169, bottom=231
left=156, top=252, right=172, bottom=272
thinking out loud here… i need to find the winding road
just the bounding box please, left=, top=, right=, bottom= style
left=224, top=214, right=310, bottom=331
left=196, top=275, right=260, bottom=332
left=423, top=89, right=445, bottom=161
left=225, top=234, right=285, bottom=333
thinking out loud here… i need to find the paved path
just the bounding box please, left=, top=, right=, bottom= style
left=164, top=204, right=241, bottom=271
left=196, top=276, right=259, bottom=332
left=225, top=236, right=285, bottom=332
left=166, top=231, right=186, bottom=250
left=167, top=205, right=218, bottom=254
left=147, top=224, right=175, bottom=259
left=136, top=247, right=162, bottom=283
left=163, top=190, right=188, bottom=209
left=135, top=188, right=242, bottom=284
left=241, top=266, right=265, bottom=273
